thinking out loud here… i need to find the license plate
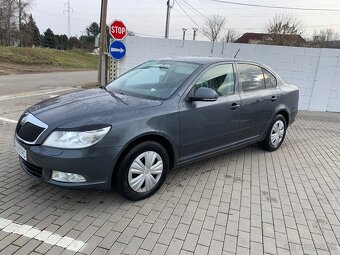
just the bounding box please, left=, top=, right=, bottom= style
left=15, top=139, right=27, bottom=161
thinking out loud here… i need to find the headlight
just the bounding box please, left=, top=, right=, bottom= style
left=43, top=126, right=111, bottom=149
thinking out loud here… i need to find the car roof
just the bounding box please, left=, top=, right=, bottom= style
left=154, top=56, right=282, bottom=80
left=155, top=56, right=264, bottom=66
left=156, top=56, right=232, bottom=65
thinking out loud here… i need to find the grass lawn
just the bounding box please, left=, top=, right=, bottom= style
left=0, top=46, right=98, bottom=70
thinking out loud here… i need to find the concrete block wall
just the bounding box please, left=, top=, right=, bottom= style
left=118, top=36, right=340, bottom=112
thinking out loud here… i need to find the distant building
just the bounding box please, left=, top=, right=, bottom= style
left=325, top=41, right=340, bottom=48
left=235, top=32, right=306, bottom=47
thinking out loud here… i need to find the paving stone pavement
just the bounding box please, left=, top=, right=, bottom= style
left=0, top=92, right=340, bottom=254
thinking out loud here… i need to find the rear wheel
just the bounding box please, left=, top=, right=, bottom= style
left=259, top=114, right=287, bottom=151
left=116, top=141, right=169, bottom=201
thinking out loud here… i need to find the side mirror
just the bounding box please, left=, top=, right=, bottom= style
left=188, top=87, right=218, bottom=102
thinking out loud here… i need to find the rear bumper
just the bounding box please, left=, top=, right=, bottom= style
left=16, top=138, right=122, bottom=190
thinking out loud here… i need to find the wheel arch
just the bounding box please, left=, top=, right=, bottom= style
left=276, top=108, right=289, bottom=126
left=111, top=132, right=176, bottom=187
left=262, top=106, right=290, bottom=141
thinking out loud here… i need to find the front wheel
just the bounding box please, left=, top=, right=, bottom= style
left=116, top=141, right=169, bottom=201
left=259, top=115, right=287, bottom=151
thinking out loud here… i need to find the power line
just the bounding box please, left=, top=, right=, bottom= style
left=181, top=0, right=208, bottom=20
left=175, top=1, right=200, bottom=27
left=212, top=0, right=340, bottom=12
left=180, top=0, right=236, bottom=40
left=176, top=0, right=205, bottom=23
left=173, top=7, right=192, bottom=21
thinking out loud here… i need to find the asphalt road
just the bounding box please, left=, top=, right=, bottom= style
left=0, top=70, right=97, bottom=96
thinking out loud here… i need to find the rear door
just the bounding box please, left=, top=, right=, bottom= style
left=179, top=63, right=241, bottom=162
left=262, top=68, right=280, bottom=115
left=237, top=63, right=273, bottom=141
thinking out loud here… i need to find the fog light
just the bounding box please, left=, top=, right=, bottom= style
left=52, top=171, right=86, bottom=183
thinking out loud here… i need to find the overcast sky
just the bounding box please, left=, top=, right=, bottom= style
left=30, top=0, right=340, bottom=41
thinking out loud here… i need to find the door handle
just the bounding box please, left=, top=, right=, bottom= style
left=271, top=95, right=277, bottom=102
left=230, top=103, right=240, bottom=110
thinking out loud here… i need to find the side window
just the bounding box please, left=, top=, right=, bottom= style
left=262, top=69, right=277, bottom=88
left=238, top=64, right=265, bottom=92
left=194, top=64, right=235, bottom=96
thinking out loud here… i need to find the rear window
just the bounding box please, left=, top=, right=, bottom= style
left=262, top=69, right=277, bottom=88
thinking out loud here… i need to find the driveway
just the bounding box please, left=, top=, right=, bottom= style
left=0, top=87, right=340, bottom=254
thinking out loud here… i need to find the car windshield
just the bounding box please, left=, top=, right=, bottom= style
left=106, top=61, right=200, bottom=100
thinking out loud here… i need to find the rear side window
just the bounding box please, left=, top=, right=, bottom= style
left=194, top=64, right=235, bottom=96
left=238, top=64, right=265, bottom=92
left=262, top=69, right=277, bottom=88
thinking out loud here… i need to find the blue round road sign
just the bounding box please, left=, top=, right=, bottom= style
left=109, top=40, right=126, bottom=60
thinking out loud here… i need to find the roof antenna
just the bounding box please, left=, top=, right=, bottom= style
left=234, top=49, right=240, bottom=58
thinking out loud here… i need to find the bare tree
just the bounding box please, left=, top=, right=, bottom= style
left=202, top=14, right=226, bottom=42
left=17, top=0, right=33, bottom=45
left=266, top=12, right=304, bottom=46
left=222, top=28, right=239, bottom=43
left=313, top=28, right=339, bottom=44
left=0, top=0, right=32, bottom=46
left=0, top=0, right=18, bottom=45
left=0, top=1, right=3, bottom=44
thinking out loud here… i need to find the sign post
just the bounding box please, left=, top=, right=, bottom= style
left=109, top=40, right=126, bottom=60
left=108, top=20, right=127, bottom=82
left=110, top=20, right=127, bottom=40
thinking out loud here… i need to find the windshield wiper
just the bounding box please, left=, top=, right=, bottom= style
left=100, top=86, right=128, bottom=105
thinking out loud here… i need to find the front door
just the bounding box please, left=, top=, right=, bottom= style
left=179, top=63, right=241, bottom=162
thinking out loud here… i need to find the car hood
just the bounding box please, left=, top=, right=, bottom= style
left=27, top=88, right=162, bottom=126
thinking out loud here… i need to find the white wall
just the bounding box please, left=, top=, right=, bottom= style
left=118, top=36, right=340, bottom=112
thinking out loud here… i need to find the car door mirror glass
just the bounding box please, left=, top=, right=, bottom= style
left=188, top=87, right=218, bottom=102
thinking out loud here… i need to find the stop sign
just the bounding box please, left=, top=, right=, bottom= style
left=110, top=20, right=127, bottom=40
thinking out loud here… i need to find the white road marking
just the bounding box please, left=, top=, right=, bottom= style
left=0, top=87, right=76, bottom=101
left=48, top=94, right=59, bottom=98
left=0, top=217, right=86, bottom=252
left=0, top=117, right=17, bottom=124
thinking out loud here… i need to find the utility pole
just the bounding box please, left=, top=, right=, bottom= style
left=192, top=28, right=198, bottom=41
left=165, top=0, right=171, bottom=38
left=182, top=28, right=187, bottom=41
left=98, top=0, right=108, bottom=86
left=63, top=0, right=73, bottom=38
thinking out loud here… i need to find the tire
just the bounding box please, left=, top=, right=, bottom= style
left=116, top=141, right=169, bottom=201
left=259, top=114, right=287, bottom=152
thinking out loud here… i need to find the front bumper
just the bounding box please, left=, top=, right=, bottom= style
left=16, top=138, right=122, bottom=190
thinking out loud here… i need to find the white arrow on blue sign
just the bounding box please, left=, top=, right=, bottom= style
left=109, top=40, right=126, bottom=60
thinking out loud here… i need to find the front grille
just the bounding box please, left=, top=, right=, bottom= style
left=16, top=122, right=45, bottom=143
left=20, top=158, right=42, bottom=178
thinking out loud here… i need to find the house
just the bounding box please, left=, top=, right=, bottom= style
left=235, top=32, right=306, bottom=47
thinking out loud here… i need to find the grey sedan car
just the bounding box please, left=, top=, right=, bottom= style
left=15, top=57, right=299, bottom=200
